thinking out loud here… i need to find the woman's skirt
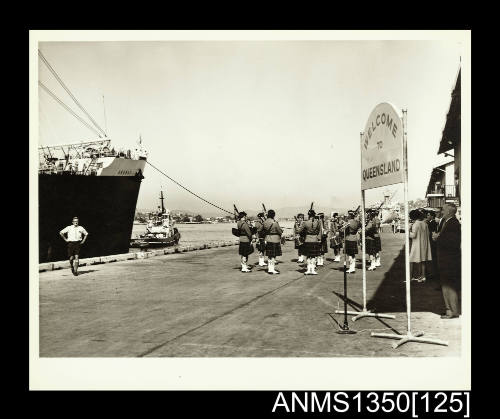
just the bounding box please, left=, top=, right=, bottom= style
left=239, top=242, right=254, bottom=257
left=374, top=236, right=382, bottom=252
left=345, top=239, right=358, bottom=257
left=302, top=241, right=321, bottom=258
left=265, top=242, right=282, bottom=258
left=365, top=239, right=376, bottom=256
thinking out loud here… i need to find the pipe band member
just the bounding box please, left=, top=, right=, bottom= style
left=254, top=212, right=267, bottom=267
left=59, top=216, right=88, bottom=277
left=329, top=212, right=342, bottom=262
left=297, top=209, right=321, bottom=275
left=294, top=213, right=305, bottom=263
left=237, top=211, right=254, bottom=273
left=317, top=212, right=328, bottom=266
left=263, top=209, right=283, bottom=275
left=365, top=211, right=377, bottom=271
left=345, top=210, right=360, bottom=273
left=372, top=210, right=382, bottom=267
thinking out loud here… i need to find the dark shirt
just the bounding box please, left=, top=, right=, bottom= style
left=427, top=219, right=438, bottom=241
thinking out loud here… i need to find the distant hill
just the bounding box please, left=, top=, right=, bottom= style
left=136, top=206, right=349, bottom=218
left=271, top=206, right=348, bottom=218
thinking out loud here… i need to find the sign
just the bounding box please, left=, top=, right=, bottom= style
left=361, top=103, right=404, bottom=190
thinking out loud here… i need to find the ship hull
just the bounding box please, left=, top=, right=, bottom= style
left=39, top=173, right=143, bottom=263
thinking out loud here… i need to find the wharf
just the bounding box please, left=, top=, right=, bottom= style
left=39, top=232, right=461, bottom=357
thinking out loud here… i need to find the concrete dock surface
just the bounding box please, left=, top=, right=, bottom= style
left=39, top=232, right=461, bottom=357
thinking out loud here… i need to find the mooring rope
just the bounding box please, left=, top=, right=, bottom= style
left=146, top=160, right=234, bottom=215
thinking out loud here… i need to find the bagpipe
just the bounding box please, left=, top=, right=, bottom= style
left=231, top=204, right=240, bottom=236
left=337, top=205, right=361, bottom=239
left=232, top=204, right=257, bottom=236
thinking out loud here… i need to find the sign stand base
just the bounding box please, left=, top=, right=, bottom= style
left=336, top=329, right=357, bottom=335
left=335, top=247, right=357, bottom=335
left=335, top=309, right=395, bottom=322
left=371, top=331, right=448, bottom=349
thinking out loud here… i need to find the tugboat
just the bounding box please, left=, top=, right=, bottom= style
left=130, top=190, right=181, bottom=249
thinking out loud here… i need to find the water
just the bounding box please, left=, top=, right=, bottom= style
left=131, top=220, right=295, bottom=249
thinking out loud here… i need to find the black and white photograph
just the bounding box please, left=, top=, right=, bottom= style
left=30, top=30, right=470, bottom=390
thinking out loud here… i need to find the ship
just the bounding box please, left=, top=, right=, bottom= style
left=368, top=189, right=401, bottom=224
left=130, top=190, right=181, bottom=249
left=38, top=49, right=148, bottom=263
left=39, top=139, right=148, bottom=262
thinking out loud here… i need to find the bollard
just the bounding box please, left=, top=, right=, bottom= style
left=39, top=262, right=54, bottom=272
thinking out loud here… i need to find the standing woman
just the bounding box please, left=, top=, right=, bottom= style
left=297, top=209, right=321, bottom=275
left=409, top=209, right=432, bottom=282
left=263, top=209, right=283, bottom=275
left=237, top=211, right=254, bottom=273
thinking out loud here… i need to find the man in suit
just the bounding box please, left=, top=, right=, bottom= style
left=435, top=208, right=444, bottom=232
left=432, top=203, right=461, bottom=319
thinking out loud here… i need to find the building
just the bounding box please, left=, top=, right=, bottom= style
left=426, top=67, right=461, bottom=214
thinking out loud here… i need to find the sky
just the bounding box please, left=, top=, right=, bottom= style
left=37, top=38, right=462, bottom=215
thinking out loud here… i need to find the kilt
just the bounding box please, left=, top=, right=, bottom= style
left=374, top=236, right=382, bottom=252
left=256, top=239, right=266, bottom=253
left=266, top=242, right=282, bottom=258
left=345, top=239, right=358, bottom=257
left=302, top=241, right=321, bottom=258
left=239, top=242, right=254, bottom=257
left=365, top=239, right=376, bottom=255
left=320, top=236, right=328, bottom=254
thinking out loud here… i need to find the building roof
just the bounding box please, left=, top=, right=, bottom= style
left=438, top=68, right=461, bottom=155
left=425, top=162, right=452, bottom=196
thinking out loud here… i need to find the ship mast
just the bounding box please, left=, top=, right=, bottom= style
left=159, top=189, right=166, bottom=214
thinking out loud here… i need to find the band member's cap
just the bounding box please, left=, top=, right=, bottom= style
left=238, top=211, right=247, bottom=218
left=308, top=209, right=316, bottom=217
left=257, top=212, right=264, bottom=218
left=297, top=213, right=304, bottom=218
left=332, top=212, right=338, bottom=217
left=317, top=212, right=324, bottom=217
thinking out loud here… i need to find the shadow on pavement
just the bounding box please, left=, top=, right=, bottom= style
left=331, top=291, right=403, bottom=335
left=75, top=269, right=97, bottom=276
left=366, top=248, right=446, bottom=315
